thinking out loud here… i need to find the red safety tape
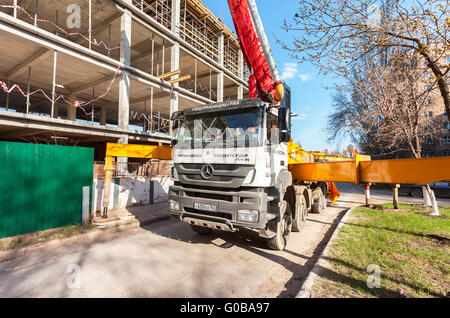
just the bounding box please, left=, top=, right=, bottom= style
left=1, top=4, right=120, bottom=52
left=1, top=65, right=121, bottom=117
left=0, top=5, right=182, bottom=124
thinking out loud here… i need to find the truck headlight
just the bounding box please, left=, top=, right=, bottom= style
left=171, top=166, right=179, bottom=180
left=237, top=209, right=259, bottom=223
left=169, top=199, right=180, bottom=211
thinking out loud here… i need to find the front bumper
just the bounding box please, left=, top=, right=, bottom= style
left=168, top=184, right=269, bottom=231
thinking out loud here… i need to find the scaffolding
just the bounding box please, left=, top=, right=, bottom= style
left=0, top=0, right=247, bottom=143
left=180, top=0, right=219, bottom=62
left=224, top=38, right=239, bottom=77
left=132, top=0, right=172, bottom=29
left=130, top=0, right=247, bottom=80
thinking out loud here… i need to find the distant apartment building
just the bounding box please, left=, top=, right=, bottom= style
left=422, top=94, right=450, bottom=158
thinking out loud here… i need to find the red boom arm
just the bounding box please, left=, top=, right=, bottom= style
left=227, top=0, right=283, bottom=104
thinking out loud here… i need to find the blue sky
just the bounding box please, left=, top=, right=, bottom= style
left=202, top=0, right=350, bottom=152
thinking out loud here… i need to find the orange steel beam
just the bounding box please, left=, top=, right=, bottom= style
left=359, top=157, right=450, bottom=185
left=105, top=142, right=450, bottom=185
left=290, top=156, right=450, bottom=185
left=290, top=160, right=360, bottom=184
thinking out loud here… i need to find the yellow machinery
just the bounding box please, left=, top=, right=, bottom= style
left=289, top=155, right=449, bottom=185
left=101, top=141, right=450, bottom=216
left=101, top=142, right=172, bottom=217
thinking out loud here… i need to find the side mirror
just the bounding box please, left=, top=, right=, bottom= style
left=280, top=131, right=290, bottom=143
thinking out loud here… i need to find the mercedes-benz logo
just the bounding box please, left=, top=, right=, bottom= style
left=200, top=164, right=214, bottom=180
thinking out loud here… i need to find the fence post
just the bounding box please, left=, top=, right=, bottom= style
left=365, top=183, right=371, bottom=207
left=91, top=180, right=96, bottom=219
left=149, top=179, right=155, bottom=204
left=82, top=186, right=90, bottom=225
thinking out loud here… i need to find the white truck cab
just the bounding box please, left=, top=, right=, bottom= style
left=168, top=90, right=327, bottom=250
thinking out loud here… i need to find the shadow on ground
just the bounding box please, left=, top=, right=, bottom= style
left=142, top=208, right=352, bottom=298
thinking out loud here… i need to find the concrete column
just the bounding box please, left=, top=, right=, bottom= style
left=67, top=94, right=77, bottom=120
left=237, top=85, right=244, bottom=100
left=237, top=49, right=244, bottom=99
left=171, top=0, right=181, bottom=37
left=100, top=106, right=107, bottom=125
left=117, top=5, right=132, bottom=176
left=169, top=0, right=180, bottom=136
left=217, top=34, right=224, bottom=102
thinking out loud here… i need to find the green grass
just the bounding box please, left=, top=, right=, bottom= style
left=378, top=203, right=450, bottom=217
left=0, top=223, right=96, bottom=251
left=312, top=203, right=450, bottom=298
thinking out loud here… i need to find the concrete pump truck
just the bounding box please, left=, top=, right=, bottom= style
left=167, top=0, right=330, bottom=250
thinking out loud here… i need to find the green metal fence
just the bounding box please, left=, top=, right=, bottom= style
left=0, top=142, right=94, bottom=238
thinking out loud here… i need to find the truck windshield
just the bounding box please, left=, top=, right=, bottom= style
left=176, top=108, right=263, bottom=147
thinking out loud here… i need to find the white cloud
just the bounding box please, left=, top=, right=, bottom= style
left=280, top=63, right=299, bottom=81
left=298, top=73, right=313, bottom=82
left=280, top=63, right=313, bottom=83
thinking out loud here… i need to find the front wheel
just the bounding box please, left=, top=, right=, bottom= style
left=267, top=201, right=292, bottom=250
left=312, top=189, right=325, bottom=214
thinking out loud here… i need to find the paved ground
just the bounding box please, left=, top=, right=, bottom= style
left=0, top=184, right=448, bottom=298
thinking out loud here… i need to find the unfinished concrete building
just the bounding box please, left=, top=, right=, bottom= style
left=0, top=0, right=249, bottom=173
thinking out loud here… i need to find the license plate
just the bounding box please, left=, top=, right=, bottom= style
left=194, top=202, right=217, bottom=212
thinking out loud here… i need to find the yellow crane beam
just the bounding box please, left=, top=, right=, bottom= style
left=290, top=156, right=450, bottom=185
left=359, top=157, right=450, bottom=184
left=105, top=142, right=172, bottom=160
left=99, top=142, right=450, bottom=219
left=101, top=143, right=172, bottom=218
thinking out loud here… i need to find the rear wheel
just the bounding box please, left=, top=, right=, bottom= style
left=190, top=224, right=212, bottom=234
left=267, top=201, right=292, bottom=250
left=312, top=189, right=325, bottom=214
left=292, top=194, right=307, bottom=232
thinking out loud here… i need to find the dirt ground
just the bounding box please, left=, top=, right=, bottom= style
left=0, top=183, right=447, bottom=297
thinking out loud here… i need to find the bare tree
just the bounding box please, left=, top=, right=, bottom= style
left=328, top=48, right=442, bottom=214
left=328, top=49, right=440, bottom=159
left=281, top=0, right=450, bottom=120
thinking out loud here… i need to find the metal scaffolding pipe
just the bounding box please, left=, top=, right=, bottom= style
left=51, top=50, right=57, bottom=118
left=26, top=66, right=31, bottom=114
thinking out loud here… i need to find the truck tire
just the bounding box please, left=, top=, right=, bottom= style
left=190, top=224, right=212, bottom=235
left=267, top=201, right=292, bottom=251
left=312, top=189, right=325, bottom=214
left=292, top=194, right=307, bottom=232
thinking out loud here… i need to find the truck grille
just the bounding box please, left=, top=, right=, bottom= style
left=184, top=191, right=233, bottom=202
left=184, top=207, right=233, bottom=220
left=175, top=163, right=253, bottom=188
